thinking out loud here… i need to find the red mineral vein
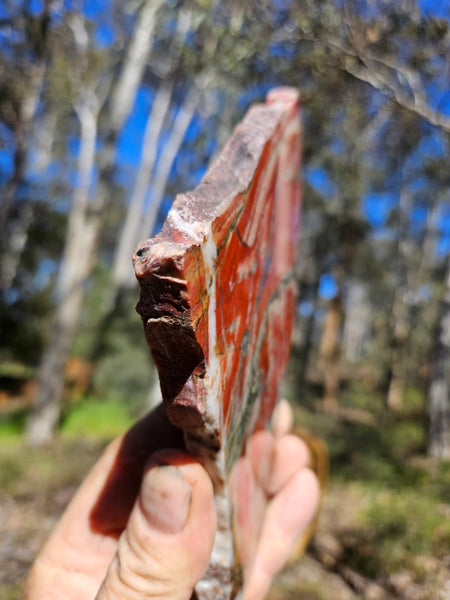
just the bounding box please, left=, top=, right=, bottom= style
left=133, top=87, right=301, bottom=599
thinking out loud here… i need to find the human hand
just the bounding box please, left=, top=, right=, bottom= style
left=231, top=400, right=320, bottom=598
left=24, top=401, right=320, bottom=600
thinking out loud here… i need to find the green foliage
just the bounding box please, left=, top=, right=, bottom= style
left=0, top=362, right=34, bottom=378
left=299, top=412, right=426, bottom=488
left=0, top=449, right=22, bottom=491
left=357, top=489, right=450, bottom=575
left=61, top=397, right=133, bottom=440
left=292, top=395, right=450, bottom=585
left=0, top=410, right=28, bottom=440
left=93, top=350, right=153, bottom=411
left=69, top=271, right=154, bottom=414
left=388, top=420, right=426, bottom=457
left=0, top=437, right=101, bottom=498
left=0, top=201, right=65, bottom=364
left=430, top=461, right=450, bottom=504
left=338, top=381, right=385, bottom=414
left=0, top=583, right=22, bottom=600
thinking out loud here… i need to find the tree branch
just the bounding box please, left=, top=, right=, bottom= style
left=340, top=0, right=450, bottom=133
left=341, top=61, right=450, bottom=133
left=109, top=0, right=165, bottom=132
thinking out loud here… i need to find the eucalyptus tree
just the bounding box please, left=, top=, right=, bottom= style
left=0, top=1, right=53, bottom=293
left=26, top=0, right=166, bottom=445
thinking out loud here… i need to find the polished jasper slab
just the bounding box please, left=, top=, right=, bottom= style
left=133, top=87, right=301, bottom=599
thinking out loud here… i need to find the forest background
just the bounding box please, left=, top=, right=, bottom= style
left=0, top=0, right=449, bottom=598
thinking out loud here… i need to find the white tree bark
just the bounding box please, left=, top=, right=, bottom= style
left=27, top=94, right=100, bottom=446
left=138, top=85, right=202, bottom=241
left=109, top=0, right=165, bottom=132
left=112, top=5, right=197, bottom=290
left=59, top=97, right=99, bottom=290
left=342, top=281, right=370, bottom=362
left=112, top=80, right=174, bottom=289
left=2, top=204, right=35, bottom=291
left=26, top=1, right=167, bottom=444
left=339, top=1, right=450, bottom=133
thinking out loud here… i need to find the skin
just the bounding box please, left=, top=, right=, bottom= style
left=24, top=400, right=320, bottom=600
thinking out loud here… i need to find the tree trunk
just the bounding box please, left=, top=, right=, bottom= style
left=0, top=59, right=47, bottom=235
left=2, top=203, right=35, bottom=291
left=26, top=98, right=99, bottom=445
left=342, top=281, right=370, bottom=362
left=25, top=267, right=89, bottom=444
left=385, top=289, right=409, bottom=411
left=26, top=2, right=165, bottom=444
left=112, top=80, right=174, bottom=291
left=112, top=5, right=198, bottom=291
left=428, top=261, right=450, bottom=459
left=0, top=3, right=51, bottom=291
left=138, top=85, right=201, bottom=241
left=108, top=0, right=165, bottom=132
left=319, top=294, right=343, bottom=407
left=2, top=112, right=57, bottom=291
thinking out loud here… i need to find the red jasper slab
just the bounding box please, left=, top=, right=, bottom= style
left=133, top=87, right=301, bottom=599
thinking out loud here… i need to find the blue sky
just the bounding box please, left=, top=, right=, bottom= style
left=363, top=193, right=397, bottom=228
left=418, top=0, right=450, bottom=18
left=319, top=274, right=339, bottom=299
left=305, top=167, right=336, bottom=198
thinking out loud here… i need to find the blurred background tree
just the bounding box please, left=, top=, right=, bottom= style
left=0, top=0, right=448, bottom=458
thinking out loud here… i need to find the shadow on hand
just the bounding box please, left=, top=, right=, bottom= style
left=89, top=403, right=185, bottom=538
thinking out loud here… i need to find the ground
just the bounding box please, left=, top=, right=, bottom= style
left=1, top=391, right=449, bottom=599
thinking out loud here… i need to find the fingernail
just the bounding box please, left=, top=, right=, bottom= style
left=271, top=399, right=293, bottom=437
left=140, top=465, right=192, bottom=534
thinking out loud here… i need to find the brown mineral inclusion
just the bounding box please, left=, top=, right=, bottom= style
left=133, top=87, right=301, bottom=599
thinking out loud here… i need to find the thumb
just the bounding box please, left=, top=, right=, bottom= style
left=96, top=450, right=216, bottom=600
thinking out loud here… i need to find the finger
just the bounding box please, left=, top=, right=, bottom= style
left=248, top=431, right=311, bottom=497
left=243, top=468, right=320, bottom=600
left=230, top=455, right=268, bottom=572
left=90, top=404, right=185, bottom=535
left=25, top=405, right=185, bottom=597
left=271, top=399, right=294, bottom=438
left=96, top=449, right=216, bottom=600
